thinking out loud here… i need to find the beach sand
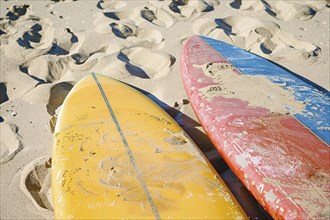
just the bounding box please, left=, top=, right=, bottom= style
left=0, top=1, right=329, bottom=219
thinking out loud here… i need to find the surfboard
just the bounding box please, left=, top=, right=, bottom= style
left=52, top=73, right=247, bottom=219
left=180, top=36, right=330, bottom=219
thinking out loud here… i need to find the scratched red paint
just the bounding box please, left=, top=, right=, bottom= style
left=181, top=36, right=330, bottom=220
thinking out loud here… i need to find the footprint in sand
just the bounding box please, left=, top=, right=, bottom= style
left=71, top=44, right=175, bottom=79
left=20, top=81, right=74, bottom=132
left=21, top=50, right=76, bottom=84
left=261, top=1, right=318, bottom=21
left=97, top=0, right=127, bottom=10
left=63, top=43, right=126, bottom=77
left=149, top=0, right=220, bottom=19
left=46, top=82, right=74, bottom=116
left=2, top=11, right=54, bottom=62
left=94, top=12, right=164, bottom=49
left=1, top=5, right=84, bottom=83
left=0, top=122, right=23, bottom=164
left=117, top=47, right=176, bottom=79
left=193, top=16, right=321, bottom=62
left=19, top=26, right=83, bottom=83
left=0, top=4, right=35, bottom=44
left=227, top=0, right=267, bottom=14
left=140, top=5, right=175, bottom=27
left=228, top=0, right=326, bottom=21
left=0, top=82, right=9, bottom=104
left=20, top=157, right=53, bottom=215
left=96, top=1, right=175, bottom=28
left=2, top=4, right=31, bottom=21
left=47, top=82, right=74, bottom=132
left=21, top=55, right=69, bottom=84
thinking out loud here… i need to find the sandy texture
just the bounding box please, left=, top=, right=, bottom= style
left=0, top=1, right=329, bottom=219
left=196, top=62, right=306, bottom=114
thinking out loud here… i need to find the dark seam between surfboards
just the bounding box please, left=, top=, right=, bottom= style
left=199, top=36, right=330, bottom=146
left=91, top=72, right=161, bottom=220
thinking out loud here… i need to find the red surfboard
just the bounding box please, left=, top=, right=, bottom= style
left=181, top=36, right=330, bottom=219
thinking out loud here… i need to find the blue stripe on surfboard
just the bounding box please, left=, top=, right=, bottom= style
left=200, top=36, right=330, bottom=145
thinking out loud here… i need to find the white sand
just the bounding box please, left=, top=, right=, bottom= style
left=0, top=1, right=329, bottom=219
left=196, top=62, right=306, bottom=114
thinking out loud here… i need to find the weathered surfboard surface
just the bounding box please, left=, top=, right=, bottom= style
left=52, top=73, right=247, bottom=219
left=181, top=36, right=330, bottom=220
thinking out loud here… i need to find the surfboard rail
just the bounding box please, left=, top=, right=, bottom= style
left=181, top=35, right=330, bottom=220
left=52, top=73, right=247, bottom=219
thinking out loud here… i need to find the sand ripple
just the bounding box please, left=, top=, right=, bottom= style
left=193, top=16, right=321, bottom=62
left=0, top=1, right=328, bottom=219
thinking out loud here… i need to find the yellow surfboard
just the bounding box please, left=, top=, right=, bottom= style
left=52, top=73, right=247, bottom=219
